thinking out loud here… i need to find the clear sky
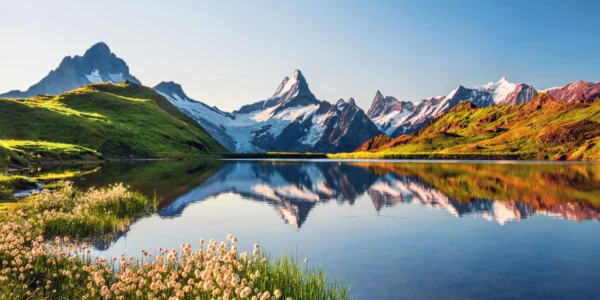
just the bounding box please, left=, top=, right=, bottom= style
left=1, top=0, right=599, bottom=111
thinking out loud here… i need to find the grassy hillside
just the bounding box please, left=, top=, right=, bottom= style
left=340, top=93, right=600, bottom=160
left=0, top=144, right=27, bottom=169
left=0, top=81, right=226, bottom=166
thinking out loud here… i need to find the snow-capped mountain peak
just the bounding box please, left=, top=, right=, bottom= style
left=477, top=77, right=517, bottom=104
left=269, top=69, right=314, bottom=104
left=367, top=90, right=415, bottom=136
left=369, top=78, right=540, bottom=137
left=158, top=70, right=381, bottom=153
left=273, top=69, right=304, bottom=96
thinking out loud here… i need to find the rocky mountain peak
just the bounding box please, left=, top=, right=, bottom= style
left=367, top=90, right=409, bottom=118
left=83, top=42, right=112, bottom=57
left=272, top=69, right=309, bottom=97
left=0, top=42, right=140, bottom=99
left=347, top=98, right=356, bottom=106
left=153, top=81, right=190, bottom=101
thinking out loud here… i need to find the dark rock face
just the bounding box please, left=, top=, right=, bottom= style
left=262, top=98, right=383, bottom=153
left=367, top=90, right=414, bottom=118
left=320, top=99, right=383, bottom=152
left=1, top=42, right=140, bottom=98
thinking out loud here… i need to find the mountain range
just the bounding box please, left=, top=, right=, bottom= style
left=2, top=42, right=600, bottom=154
left=155, top=70, right=381, bottom=152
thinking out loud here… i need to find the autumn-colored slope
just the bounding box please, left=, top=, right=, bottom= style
left=347, top=93, right=600, bottom=161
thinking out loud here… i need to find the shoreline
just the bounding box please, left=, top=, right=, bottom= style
left=4, top=152, right=599, bottom=171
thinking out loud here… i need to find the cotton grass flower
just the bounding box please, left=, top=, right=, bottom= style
left=0, top=183, right=349, bottom=299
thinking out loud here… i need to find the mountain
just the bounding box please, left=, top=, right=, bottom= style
left=367, top=90, right=414, bottom=136
left=0, top=42, right=140, bottom=98
left=0, top=81, right=226, bottom=160
left=153, top=81, right=236, bottom=151
left=352, top=93, right=600, bottom=161
left=369, top=78, right=539, bottom=137
left=543, top=80, right=600, bottom=103
left=156, top=70, right=382, bottom=153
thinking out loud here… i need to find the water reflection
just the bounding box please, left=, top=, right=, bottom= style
left=72, top=160, right=600, bottom=299
left=153, top=161, right=600, bottom=228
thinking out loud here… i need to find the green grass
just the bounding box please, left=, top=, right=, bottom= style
left=0, top=140, right=102, bottom=164
left=30, top=182, right=154, bottom=238
left=0, top=183, right=350, bottom=299
left=0, top=82, right=227, bottom=162
left=0, top=144, right=27, bottom=169
left=0, top=174, right=37, bottom=201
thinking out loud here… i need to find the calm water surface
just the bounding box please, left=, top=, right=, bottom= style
left=39, top=160, right=600, bottom=299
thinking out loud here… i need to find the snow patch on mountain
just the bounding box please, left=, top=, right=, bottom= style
left=85, top=69, right=103, bottom=84
left=108, top=73, right=124, bottom=83
left=477, top=77, right=517, bottom=104
left=371, top=109, right=412, bottom=136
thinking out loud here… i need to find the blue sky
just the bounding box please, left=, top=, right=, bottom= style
left=1, top=0, right=599, bottom=111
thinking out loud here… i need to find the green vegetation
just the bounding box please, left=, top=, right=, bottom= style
left=71, top=160, right=226, bottom=208
left=0, top=81, right=226, bottom=165
left=0, top=144, right=27, bottom=169
left=0, top=174, right=37, bottom=201
left=31, top=182, right=154, bottom=238
left=339, top=94, right=600, bottom=161
left=0, top=183, right=350, bottom=299
left=0, top=140, right=101, bottom=167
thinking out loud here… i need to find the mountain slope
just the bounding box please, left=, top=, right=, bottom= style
left=368, top=78, right=539, bottom=137
left=1, top=43, right=140, bottom=99
left=153, top=81, right=236, bottom=151
left=155, top=70, right=382, bottom=153
left=351, top=93, right=600, bottom=161
left=0, top=81, right=226, bottom=159
left=543, top=80, right=600, bottom=103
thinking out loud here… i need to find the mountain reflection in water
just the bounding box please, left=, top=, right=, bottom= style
left=71, top=160, right=600, bottom=299
left=155, top=161, right=600, bottom=227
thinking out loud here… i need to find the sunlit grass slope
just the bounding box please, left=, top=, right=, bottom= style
left=0, top=81, right=226, bottom=165
left=339, top=93, right=600, bottom=160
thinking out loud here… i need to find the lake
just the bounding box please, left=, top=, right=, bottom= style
left=32, top=159, right=600, bottom=299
